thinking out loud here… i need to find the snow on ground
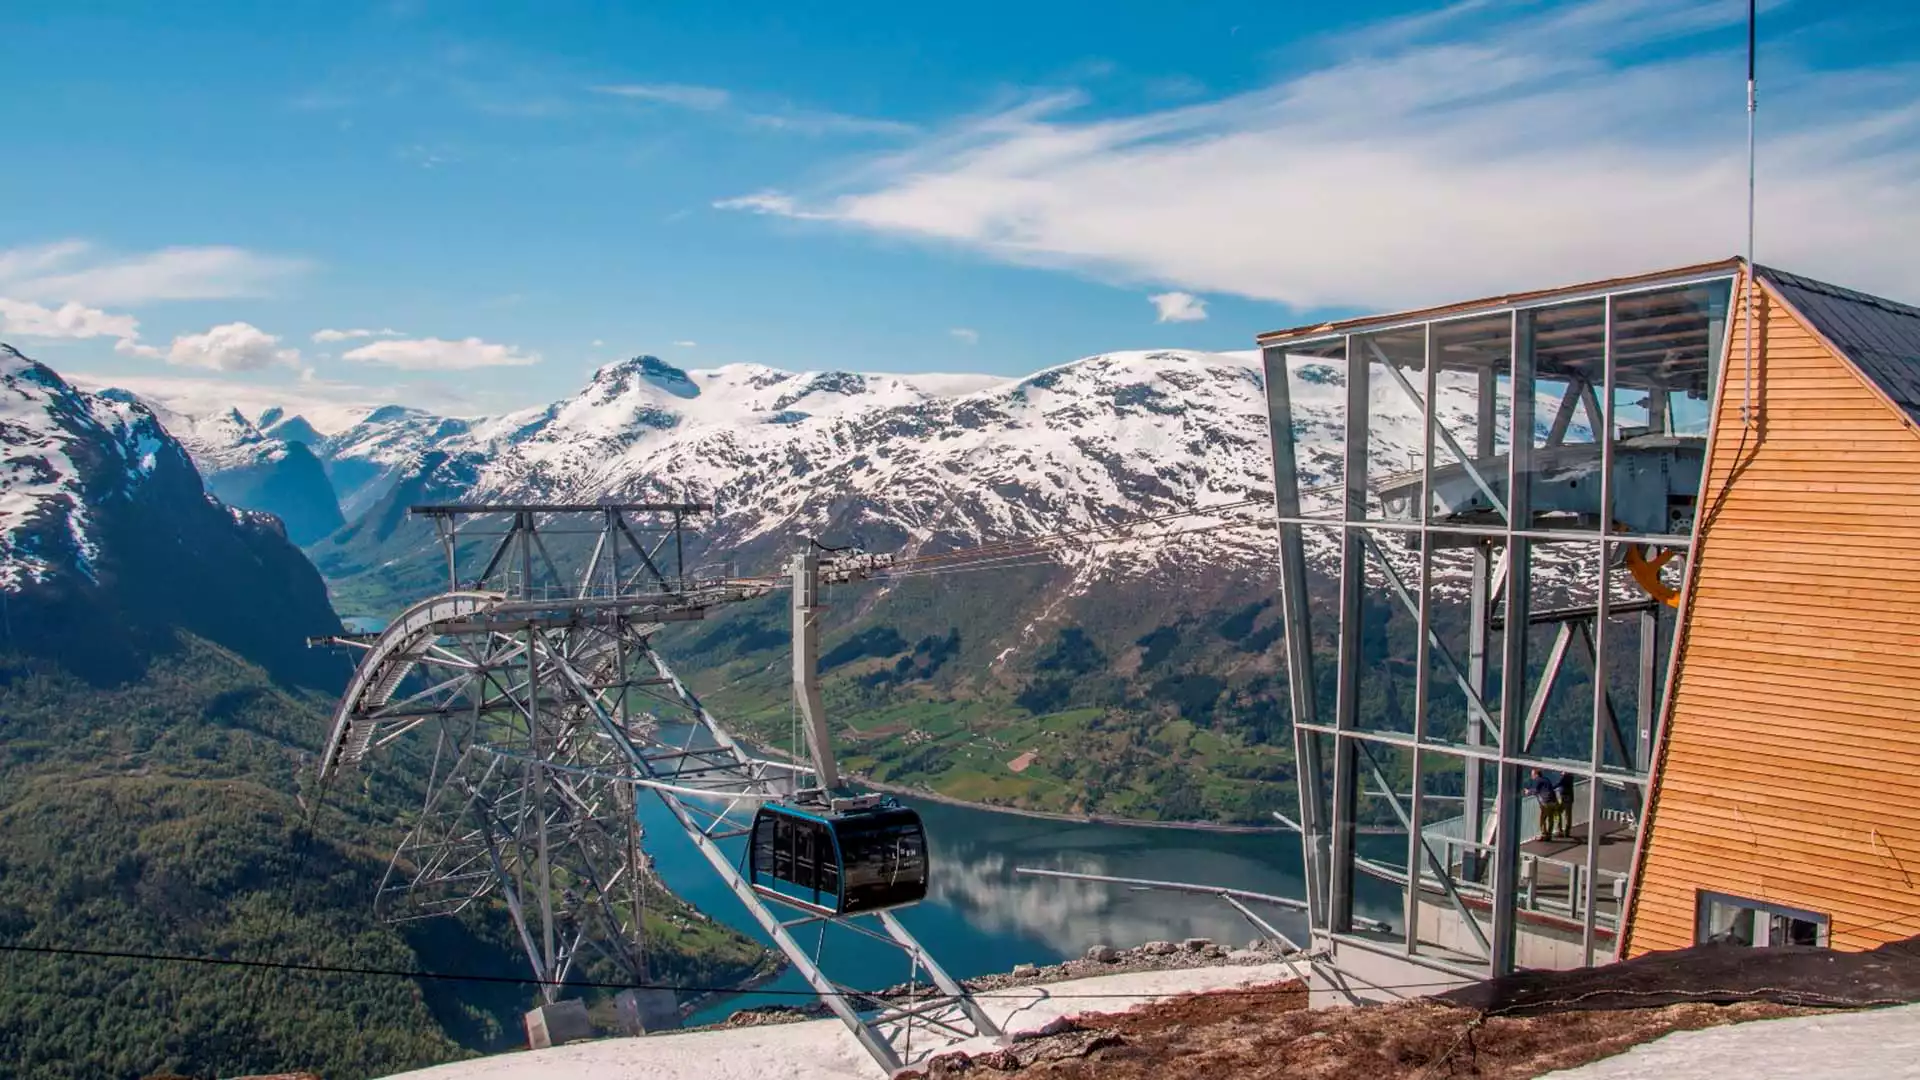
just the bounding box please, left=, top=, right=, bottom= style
left=379, top=962, right=1299, bottom=1080
left=1542, top=1002, right=1920, bottom=1079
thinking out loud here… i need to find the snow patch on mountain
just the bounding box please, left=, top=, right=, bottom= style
left=0, top=344, right=179, bottom=588
left=102, top=345, right=1597, bottom=604
left=108, top=393, right=290, bottom=473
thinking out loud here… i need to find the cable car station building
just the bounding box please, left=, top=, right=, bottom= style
left=1258, top=258, right=1920, bottom=1002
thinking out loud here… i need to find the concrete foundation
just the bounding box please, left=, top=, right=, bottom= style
left=1415, top=895, right=1618, bottom=971
left=1308, top=937, right=1477, bottom=1008
left=525, top=999, right=594, bottom=1049
left=615, top=987, right=682, bottom=1035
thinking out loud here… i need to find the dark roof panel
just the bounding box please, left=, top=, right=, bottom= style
left=1759, top=265, right=1920, bottom=423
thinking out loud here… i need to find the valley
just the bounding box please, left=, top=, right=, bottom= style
left=104, top=346, right=1608, bottom=829
left=113, top=348, right=1337, bottom=829
left=0, top=346, right=773, bottom=1079
left=1, top=324, right=1685, bottom=1077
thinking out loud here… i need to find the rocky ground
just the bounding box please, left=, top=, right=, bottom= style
left=901, top=983, right=1816, bottom=1079
left=706, top=937, right=1297, bottom=1031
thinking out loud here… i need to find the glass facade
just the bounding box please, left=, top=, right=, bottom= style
left=1263, top=270, right=1736, bottom=976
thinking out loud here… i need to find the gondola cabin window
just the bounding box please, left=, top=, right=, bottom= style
left=838, top=812, right=928, bottom=913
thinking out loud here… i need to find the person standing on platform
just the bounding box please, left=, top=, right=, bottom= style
left=1555, top=770, right=1578, bottom=841
left=1527, top=768, right=1561, bottom=842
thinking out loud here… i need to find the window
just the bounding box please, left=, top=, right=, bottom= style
left=1696, top=891, right=1828, bottom=948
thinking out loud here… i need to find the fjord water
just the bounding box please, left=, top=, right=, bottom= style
left=636, top=792, right=1399, bottom=1025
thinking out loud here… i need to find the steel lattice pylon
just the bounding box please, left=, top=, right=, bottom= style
left=313, top=503, right=1000, bottom=1075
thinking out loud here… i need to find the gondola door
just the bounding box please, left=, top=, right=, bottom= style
left=793, top=816, right=817, bottom=901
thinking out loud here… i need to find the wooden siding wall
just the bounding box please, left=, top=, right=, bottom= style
left=1625, top=280, right=1920, bottom=955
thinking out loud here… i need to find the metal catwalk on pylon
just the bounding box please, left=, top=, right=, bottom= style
left=312, top=503, right=1001, bottom=1074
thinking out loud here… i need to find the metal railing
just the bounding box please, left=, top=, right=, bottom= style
left=1415, top=828, right=1627, bottom=930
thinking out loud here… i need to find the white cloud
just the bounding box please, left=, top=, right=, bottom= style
left=0, top=297, right=141, bottom=342
left=596, top=82, right=912, bottom=138
left=0, top=241, right=307, bottom=306
left=714, top=0, right=1920, bottom=310
left=342, top=336, right=541, bottom=370
left=312, top=327, right=403, bottom=343
left=591, top=338, right=606, bottom=347
left=68, top=369, right=486, bottom=432
left=714, top=191, right=821, bottom=218
left=163, top=322, right=301, bottom=372
left=0, top=241, right=91, bottom=283
left=592, top=82, right=731, bottom=110
left=744, top=109, right=917, bottom=138
left=672, top=340, right=697, bottom=348
left=1149, top=292, right=1208, bottom=323
left=949, top=327, right=980, bottom=345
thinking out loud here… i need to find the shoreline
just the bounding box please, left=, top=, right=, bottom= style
left=745, top=739, right=1401, bottom=836
left=675, top=959, right=791, bottom=1021
left=744, top=736, right=1295, bottom=834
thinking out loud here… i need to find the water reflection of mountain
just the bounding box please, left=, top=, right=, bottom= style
left=915, top=801, right=1326, bottom=950
left=636, top=761, right=1399, bottom=1023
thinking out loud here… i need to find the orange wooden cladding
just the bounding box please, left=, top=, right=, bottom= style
left=1623, top=275, right=1920, bottom=954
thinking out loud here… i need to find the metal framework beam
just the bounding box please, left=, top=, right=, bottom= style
left=1264, top=276, right=1721, bottom=986
left=1263, top=344, right=1331, bottom=934
left=314, top=510, right=998, bottom=1075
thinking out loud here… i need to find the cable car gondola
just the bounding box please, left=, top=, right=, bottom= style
left=748, top=792, right=929, bottom=916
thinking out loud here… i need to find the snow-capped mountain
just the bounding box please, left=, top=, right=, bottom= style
left=255, top=406, right=326, bottom=449
left=0, top=343, right=341, bottom=683
left=308, top=351, right=1556, bottom=586
left=305, top=351, right=1284, bottom=576
left=118, top=347, right=1589, bottom=617
left=89, top=393, right=346, bottom=545
left=0, top=345, right=175, bottom=590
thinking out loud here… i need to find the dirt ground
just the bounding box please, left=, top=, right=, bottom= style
left=905, top=981, right=1816, bottom=1080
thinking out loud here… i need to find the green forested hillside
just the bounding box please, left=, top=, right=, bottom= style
left=660, top=571, right=1305, bottom=827
left=0, top=635, right=769, bottom=1080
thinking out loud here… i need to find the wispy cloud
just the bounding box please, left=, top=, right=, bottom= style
left=593, top=82, right=732, bottom=111
left=594, top=81, right=913, bottom=138
left=0, top=240, right=307, bottom=306
left=714, top=192, right=813, bottom=217
left=949, top=327, right=980, bottom=345
left=0, top=241, right=92, bottom=283
left=1149, top=292, right=1207, bottom=323
left=313, top=327, right=403, bottom=343
left=343, top=336, right=541, bottom=370
left=744, top=109, right=917, bottom=138
left=715, top=0, right=1920, bottom=308
left=672, top=340, right=697, bottom=348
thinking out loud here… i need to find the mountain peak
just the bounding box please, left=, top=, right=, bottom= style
left=261, top=412, right=324, bottom=448
left=365, top=404, right=421, bottom=424
left=594, top=355, right=700, bottom=400
left=0, top=341, right=65, bottom=391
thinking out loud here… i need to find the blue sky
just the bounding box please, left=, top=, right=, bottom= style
left=3, top=0, right=1916, bottom=420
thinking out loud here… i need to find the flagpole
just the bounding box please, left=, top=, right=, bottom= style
left=1743, top=0, right=1757, bottom=428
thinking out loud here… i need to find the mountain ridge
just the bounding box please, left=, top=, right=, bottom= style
left=0, top=343, right=777, bottom=1079
left=0, top=343, right=344, bottom=684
